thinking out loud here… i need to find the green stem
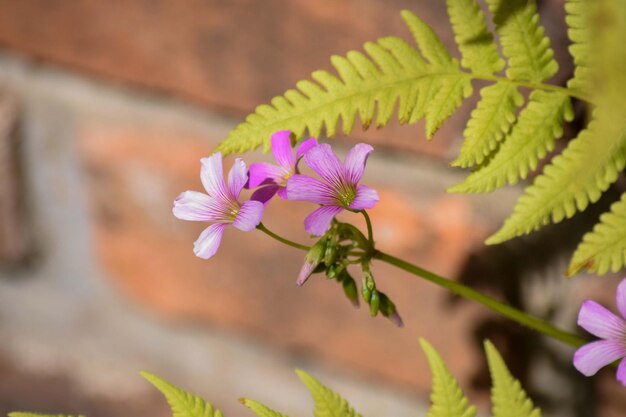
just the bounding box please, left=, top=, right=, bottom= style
left=374, top=250, right=586, bottom=347
left=257, top=223, right=310, bottom=251
left=361, top=210, right=374, bottom=248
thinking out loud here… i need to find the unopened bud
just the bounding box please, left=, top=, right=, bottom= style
left=341, top=273, right=359, bottom=308
left=296, top=237, right=327, bottom=286
left=379, top=292, right=403, bottom=327
left=369, top=290, right=380, bottom=317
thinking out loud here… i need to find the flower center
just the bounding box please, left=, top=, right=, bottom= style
left=278, top=171, right=292, bottom=187
left=337, top=185, right=356, bottom=207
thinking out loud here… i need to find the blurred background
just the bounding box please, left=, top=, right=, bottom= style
left=0, top=1, right=624, bottom=416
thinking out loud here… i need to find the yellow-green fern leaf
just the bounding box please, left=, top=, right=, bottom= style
left=487, top=114, right=626, bottom=244
left=565, top=0, right=592, bottom=93
left=450, top=91, right=573, bottom=193
left=452, top=83, right=523, bottom=168
left=568, top=193, right=626, bottom=276
left=142, top=371, right=224, bottom=417
left=485, top=341, right=541, bottom=417
left=240, top=399, right=290, bottom=417
left=216, top=11, right=468, bottom=155
left=485, top=0, right=558, bottom=82
left=296, top=370, right=362, bottom=417
left=446, top=0, right=504, bottom=74
left=419, top=339, right=476, bottom=417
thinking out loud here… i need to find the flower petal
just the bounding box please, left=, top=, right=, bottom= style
left=248, top=162, right=285, bottom=188
left=173, top=191, right=222, bottom=222
left=304, top=143, right=344, bottom=187
left=227, top=158, right=248, bottom=198
left=251, top=185, right=280, bottom=205
left=296, top=137, right=318, bottom=160
left=232, top=200, right=264, bottom=231
left=344, top=143, right=373, bottom=184
left=194, top=223, right=227, bottom=259
left=277, top=187, right=289, bottom=199
left=304, top=205, right=343, bottom=236
left=286, top=174, right=336, bottom=204
left=200, top=153, right=228, bottom=198
left=578, top=300, right=626, bottom=339
left=297, top=261, right=316, bottom=286
left=348, top=185, right=379, bottom=210
left=573, top=340, right=626, bottom=376
left=618, top=357, right=626, bottom=386
left=271, top=130, right=295, bottom=170
left=617, top=278, right=626, bottom=320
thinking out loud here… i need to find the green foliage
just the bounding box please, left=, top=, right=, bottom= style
left=419, top=339, right=476, bottom=417
left=296, top=369, right=362, bottom=417
left=216, top=0, right=625, bottom=275
left=485, top=341, right=541, bottom=417
left=240, top=399, right=290, bottom=417
left=142, top=371, right=224, bottom=417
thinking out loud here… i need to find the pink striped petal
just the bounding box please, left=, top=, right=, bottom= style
left=304, top=205, right=343, bottom=236
left=348, top=185, right=379, bottom=210
left=194, top=223, right=227, bottom=259
left=296, top=137, right=318, bottom=160
left=573, top=340, right=626, bottom=376
left=248, top=162, right=285, bottom=188
left=304, top=144, right=343, bottom=187
left=173, top=191, right=221, bottom=222
left=271, top=130, right=295, bottom=170
left=200, top=153, right=228, bottom=198
left=251, top=185, right=280, bottom=205
left=578, top=300, right=626, bottom=339
left=618, top=357, right=626, bottom=386
left=617, top=278, right=626, bottom=320
left=286, top=174, right=335, bottom=204
left=232, top=200, right=264, bottom=231
left=297, top=261, right=316, bottom=286
left=344, top=143, right=373, bottom=184
left=277, top=187, right=289, bottom=199
left=227, top=158, right=248, bottom=198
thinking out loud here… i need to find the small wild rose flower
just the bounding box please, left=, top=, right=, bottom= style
left=287, top=143, right=379, bottom=236
left=173, top=152, right=264, bottom=259
left=573, top=278, right=626, bottom=386
left=248, top=130, right=317, bottom=204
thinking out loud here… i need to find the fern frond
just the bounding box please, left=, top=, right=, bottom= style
left=565, top=0, right=592, bottom=93
left=419, top=339, right=476, bottom=417
left=296, top=370, right=362, bottom=417
left=240, top=399, right=290, bottom=417
left=568, top=193, right=626, bottom=276
left=216, top=11, right=472, bottom=155
left=450, top=91, right=573, bottom=193
left=485, top=0, right=558, bottom=82
left=142, top=371, right=224, bottom=417
left=452, top=83, right=523, bottom=167
left=485, top=341, right=541, bottom=417
left=487, top=114, right=626, bottom=244
left=446, top=0, right=504, bottom=74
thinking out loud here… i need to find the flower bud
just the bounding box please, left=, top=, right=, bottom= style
left=340, top=272, right=359, bottom=308
left=296, top=237, right=327, bottom=286
left=379, top=292, right=404, bottom=327
left=369, top=290, right=380, bottom=317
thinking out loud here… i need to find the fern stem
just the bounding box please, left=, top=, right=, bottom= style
left=374, top=250, right=586, bottom=347
left=466, top=73, right=591, bottom=103
left=257, top=223, right=311, bottom=251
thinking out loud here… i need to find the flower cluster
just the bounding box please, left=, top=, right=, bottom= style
left=173, top=130, right=399, bottom=325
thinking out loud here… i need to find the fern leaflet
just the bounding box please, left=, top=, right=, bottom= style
left=450, top=91, right=573, bottom=193
left=565, top=0, right=592, bottom=93
left=487, top=114, right=626, bottom=244
left=446, top=0, right=504, bottom=74
left=485, top=341, right=541, bottom=417
left=240, top=399, right=290, bottom=417
left=296, top=369, right=362, bottom=417
left=485, top=0, right=558, bottom=82
left=419, top=339, right=476, bottom=417
left=142, top=371, right=225, bottom=417
left=568, top=193, right=626, bottom=276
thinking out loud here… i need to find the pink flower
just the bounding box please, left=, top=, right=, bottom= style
left=248, top=130, right=317, bottom=204
left=287, top=143, right=379, bottom=236
left=173, top=152, right=264, bottom=259
left=573, top=278, right=626, bottom=386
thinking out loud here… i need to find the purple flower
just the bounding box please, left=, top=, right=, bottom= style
left=573, top=278, right=626, bottom=386
left=287, top=143, right=379, bottom=236
left=173, top=152, right=264, bottom=259
left=248, top=130, right=317, bottom=204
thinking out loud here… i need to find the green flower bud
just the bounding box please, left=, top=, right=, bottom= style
left=296, top=237, right=327, bottom=286
left=341, top=272, right=359, bottom=308
left=369, top=290, right=380, bottom=317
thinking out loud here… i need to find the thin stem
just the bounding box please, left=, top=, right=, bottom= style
left=374, top=250, right=586, bottom=347
left=361, top=210, right=374, bottom=248
left=257, top=223, right=310, bottom=251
